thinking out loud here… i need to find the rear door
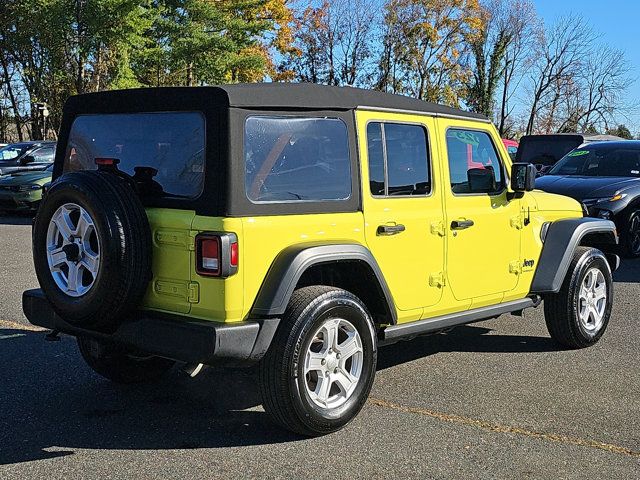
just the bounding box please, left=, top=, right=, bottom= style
left=439, top=120, right=522, bottom=307
left=358, top=110, right=445, bottom=321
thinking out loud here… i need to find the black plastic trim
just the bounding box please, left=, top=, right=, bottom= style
left=22, top=289, right=278, bottom=366
left=250, top=243, right=398, bottom=323
left=380, top=298, right=537, bottom=345
left=531, top=218, right=618, bottom=294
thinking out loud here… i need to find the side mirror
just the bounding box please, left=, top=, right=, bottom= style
left=20, top=155, right=35, bottom=165
left=511, top=162, right=536, bottom=192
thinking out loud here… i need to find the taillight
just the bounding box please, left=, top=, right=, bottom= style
left=195, top=233, right=238, bottom=277
left=95, top=157, right=120, bottom=167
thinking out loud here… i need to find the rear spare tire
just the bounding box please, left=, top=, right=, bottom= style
left=32, top=171, right=151, bottom=331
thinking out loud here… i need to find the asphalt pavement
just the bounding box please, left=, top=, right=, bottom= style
left=0, top=214, right=638, bottom=479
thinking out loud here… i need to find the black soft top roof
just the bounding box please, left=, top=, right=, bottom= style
left=64, top=83, right=487, bottom=120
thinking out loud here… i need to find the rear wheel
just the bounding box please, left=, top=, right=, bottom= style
left=259, top=286, right=377, bottom=436
left=544, top=247, right=613, bottom=349
left=78, top=336, right=175, bottom=384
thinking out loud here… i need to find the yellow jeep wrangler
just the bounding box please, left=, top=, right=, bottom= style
left=23, top=84, right=619, bottom=436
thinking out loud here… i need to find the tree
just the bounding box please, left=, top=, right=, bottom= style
left=607, top=124, right=633, bottom=140
left=136, top=0, right=295, bottom=87
left=524, top=16, right=594, bottom=135
left=376, top=0, right=483, bottom=106
left=466, top=0, right=513, bottom=117
left=0, top=0, right=295, bottom=140
left=281, top=0, right=378, bottom=87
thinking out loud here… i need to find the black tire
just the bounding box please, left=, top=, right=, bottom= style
left=259, top=286, right=377, bottom=436
left=78, top=336, right=174, bottom=384
left=620, top=209, right=640, bottom=258
left=32, top=171, right=151, bottom=331
left=544, top=247, right=613, bottom=349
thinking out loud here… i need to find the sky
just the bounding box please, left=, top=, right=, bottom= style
left=533, top=0, right=640, bottom=132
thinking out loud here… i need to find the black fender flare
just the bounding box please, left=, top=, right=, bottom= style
left=531, top=218, right=618, bottom=294
left=250, top=243, right=397, bottom=323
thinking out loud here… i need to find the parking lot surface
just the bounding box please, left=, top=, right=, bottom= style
left=0, top=214, right=638, bottom=479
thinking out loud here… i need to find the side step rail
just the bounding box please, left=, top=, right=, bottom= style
left=380, top=297, right=541, bottom=345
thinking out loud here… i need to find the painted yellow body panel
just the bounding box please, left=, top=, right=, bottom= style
left=237, top=212, right=368, bottom=320
left=141, top=110, right=583, bottom=326
left=143, top=208, right=195, bottom=315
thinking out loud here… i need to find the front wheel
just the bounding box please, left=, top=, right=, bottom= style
left=259, top=286, right=377, bottom=436
left=620, top=209, right=640, bottom=258
left=544, top=247, right=613, bottom=349
left=78, top=337, right=175, bottom=384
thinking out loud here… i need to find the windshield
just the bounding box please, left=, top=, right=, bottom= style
left=64, top=112, right=206, bottom=199
left=0, top=143, right=32, bottom=161
left=548, top=144, right=640, bottom=177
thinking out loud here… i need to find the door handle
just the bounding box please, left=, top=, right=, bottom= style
left=451, top=219, right=474, bottom=230
left=377, top=224, right=406, bottom=236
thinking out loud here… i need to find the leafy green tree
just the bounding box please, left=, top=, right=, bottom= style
left=136, top=0, right=295, bottom=86
left=606, top=124, right=633, bottom=140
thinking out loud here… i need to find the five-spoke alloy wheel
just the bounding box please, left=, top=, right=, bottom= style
left=304, top=318, right=364, bottom=410
left=46, top=203, right=101, bottom=297
left=260, top=286, right=377, bottom=436
left=544, top=247, right=613, bottom=348
left=577, top=268, right=607, bottom=334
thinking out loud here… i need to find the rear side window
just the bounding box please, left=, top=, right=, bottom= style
left=366, top=122, right=430, bottom=196
left=446, top=129, right=504, bottom=194
left=245, top=116, right=351, bottom=202
left=65, top=112, right=205, bottom=199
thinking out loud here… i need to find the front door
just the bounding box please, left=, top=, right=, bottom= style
left=358, top=110, right=445, bottom=318
left=439, top=121, right=522, bottom=304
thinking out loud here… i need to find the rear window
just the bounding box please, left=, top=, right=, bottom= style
left=244, top=116, right=351, bottom=202
left=64, top=112, right=205, bottom=199
left=516, top=136, right=583, bottom=166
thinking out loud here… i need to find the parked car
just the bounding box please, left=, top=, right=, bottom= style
left=502, top=138, right=519, bottom=160
left=23, top=84, right=618, bottom=437
left=516, top=133, right=624, bottom=175
left=0, top=163, right=53, bottom=213
left=535, top=141, right=640, bottom=257
left=0, top=141, right=56, bottom=175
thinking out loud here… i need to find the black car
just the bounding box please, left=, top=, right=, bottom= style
left=0, top=141, right=56, bottom=175
left=536, top=141, right=640, bottom=257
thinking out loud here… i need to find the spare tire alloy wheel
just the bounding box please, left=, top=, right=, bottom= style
left=33, top=171, right=152, bottom=330
left=46, top=203, right=100, bottom=297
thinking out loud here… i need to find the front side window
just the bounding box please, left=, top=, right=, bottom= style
left=30, top=146, right=55, bottom=163
left=245, top=116, right=351, bottom=202
left=446, top=129, right=504, bottom=194
left=65, top=112, right=206, bottom=199
left=366, top=122, right=430, bottom=196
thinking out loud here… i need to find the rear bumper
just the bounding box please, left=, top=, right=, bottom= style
left=22, top=289, right=279, bottom=366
